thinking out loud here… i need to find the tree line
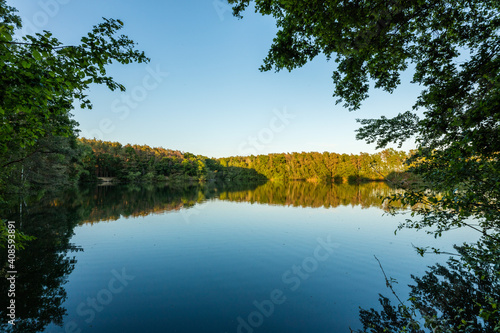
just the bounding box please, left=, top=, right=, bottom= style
left=78, top=138, right=265, bottom=183
left=217, top=149, right=409, bottom=182
left=78, top=138, right=410, bottom=184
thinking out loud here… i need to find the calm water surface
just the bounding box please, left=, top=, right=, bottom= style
left=1, top=182, right=473, bottom=332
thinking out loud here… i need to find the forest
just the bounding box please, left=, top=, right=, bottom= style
left=78, top=138, right=410, bottom=184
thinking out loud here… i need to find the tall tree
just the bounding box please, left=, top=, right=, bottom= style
left=227, top=1, right=500, bottom=330
left=227, top=0, right=499, bottom=240
left=0, top=1, right=149, bottom=251
left=0, top=0, right=149, bottom=197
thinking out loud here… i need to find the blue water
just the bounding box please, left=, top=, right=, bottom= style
left=32, top=183, right=473, bottom=333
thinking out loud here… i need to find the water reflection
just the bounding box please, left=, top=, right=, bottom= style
left=218, top=181, right=400, bottom=209
left=0, top=194, right=83, bottom=333
left=0, top=181, right=399, bottom=332
left=79, top=181, right=400, bottom=225
left=352, top=239, right=500, bottom=332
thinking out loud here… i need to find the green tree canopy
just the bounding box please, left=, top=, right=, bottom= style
left=0, top=1, right=149, bottom=195
left=227, top=1, right=500, bottom=330
left=227, top=0, right=500, bottom=238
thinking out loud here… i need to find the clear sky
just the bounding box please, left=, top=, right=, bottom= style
left=9, top=0, right=420, bottom=158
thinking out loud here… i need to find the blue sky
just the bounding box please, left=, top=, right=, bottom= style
left=9, top=0, right=420, bottom=158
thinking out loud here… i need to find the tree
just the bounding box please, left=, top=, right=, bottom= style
left=227, top=0, right=499, bottom=330
left=227, top=0, right=499, bottom=242
left=0, top=0, right=149, bottom=196
left=0, top=1, right=148, bottom=248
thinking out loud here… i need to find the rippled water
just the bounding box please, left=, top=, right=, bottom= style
left=1, top=182, right=473, bottom=332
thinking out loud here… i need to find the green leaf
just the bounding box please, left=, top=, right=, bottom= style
left=32, top=49, right=42, bottom=61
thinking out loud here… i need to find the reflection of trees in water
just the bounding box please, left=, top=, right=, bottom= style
left=0, top=181, right=405, bottom=332
left=78, top=181, right=402, bottom=225
left=79, top=183, right=212, bottom=224
left=0, top=182, right=263, bottom=332
left=78, top=182, right=264, bottom=224
left=353, top=240, right=500, bottom=332
left=220, top=181, right=401, bottom=210
left=0, top=193, right=83, bottom=333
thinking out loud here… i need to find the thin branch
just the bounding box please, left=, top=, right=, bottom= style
left=0, top=41, right=73, bottom=49
left=458, top=220, right=500, bottom=242
left=374, top=255, right=407, bottom=308
left=1, top=149, right=60, bottom=168
left=411, top=243, right=460, bottom=257
left=373, top=255, right=423, bottom=329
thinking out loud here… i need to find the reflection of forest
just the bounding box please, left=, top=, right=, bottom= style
left=1, top=182, right=494, bottom=333
left=78, top=182, right=264, bottom=224
left=78, top=181, right=403, bottom=225
left=0, top=192, right=82, bottom=333
left=0, top=182, right=269, bottom=331
left=219, top=181, right=403, bottom=209
left=80, top=183, right=214, bottom=224
left=0, top=181, right=447, bottom=333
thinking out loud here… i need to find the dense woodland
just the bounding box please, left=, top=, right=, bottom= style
left=1, top=135, right=411, bottom=214
left=78, top=138, right=410, bottom=184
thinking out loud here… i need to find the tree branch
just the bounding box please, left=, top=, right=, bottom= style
left=1, top=149, right=60, bottom=168
left=0, top=41, right=73, bottom=49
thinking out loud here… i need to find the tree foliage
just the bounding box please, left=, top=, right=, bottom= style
left=218, top=149, right=408, bottom=182
left=79, top=138, right=409, bottom=183
left=227, top=1, right=499, bottom=331
left=353, top=240, right=500, bottom=333
left=78, top=138, right=223, bottom=182
left=0, top=0, right=149, bottom=198
left=227, top=0, right=500, bottom=237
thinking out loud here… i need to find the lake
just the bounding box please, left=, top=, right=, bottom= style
left=1, top=182, right=473, bottom=332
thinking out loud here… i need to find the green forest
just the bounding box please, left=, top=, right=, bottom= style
left=2, top=130, right=411, bottom=204
left=78, top=138, right=410, bottom=183
left=0, top=0, right=412, bottom=202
